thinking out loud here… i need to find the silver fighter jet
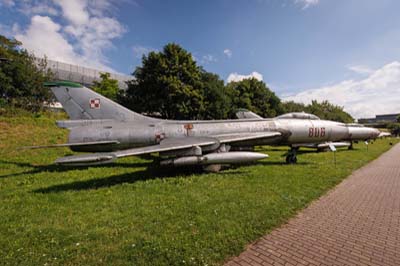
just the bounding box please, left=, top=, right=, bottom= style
left=33, top=82, right=380, bottom=170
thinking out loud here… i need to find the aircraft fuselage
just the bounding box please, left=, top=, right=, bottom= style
left=68, top=118, right=377, bottom=153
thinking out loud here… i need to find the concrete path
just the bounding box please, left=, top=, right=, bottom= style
left=226, top=144, right=400, bottom=266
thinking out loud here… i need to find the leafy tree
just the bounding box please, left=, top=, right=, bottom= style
left=199, top=69, right=231, bottom=119
left=281, top=99, right=354, bottom=123
left=92, top=72, right=120, bottom=101
left=305, top=100, right=353, bottom=123
left=281, top=101, right=307, bottom=113
left=226, top=78, right=282, bottom=118
left=387, top=123, right=400, bottom=136
left=123, top=43, right=204, bottom=119
left=397, top=115, right=400, bottom=123
left=0, top=35, right=53, bottom=111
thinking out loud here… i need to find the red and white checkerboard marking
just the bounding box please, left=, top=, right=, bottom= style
left=89, top=98, right=100, bottom=109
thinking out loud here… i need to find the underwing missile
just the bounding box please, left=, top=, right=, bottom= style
left=160, top=152, right=268, bottom=167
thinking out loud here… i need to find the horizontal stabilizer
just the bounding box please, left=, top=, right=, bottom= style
left=21, top=140, right=120, bottom=149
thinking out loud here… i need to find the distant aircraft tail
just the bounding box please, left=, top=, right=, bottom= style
left=45, top=81, right=159, bottom=122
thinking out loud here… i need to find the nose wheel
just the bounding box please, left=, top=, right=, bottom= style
left=286, top=148, right=298, bottom=164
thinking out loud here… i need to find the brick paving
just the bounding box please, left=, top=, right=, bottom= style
left=226, top=144, right=400, bottom=266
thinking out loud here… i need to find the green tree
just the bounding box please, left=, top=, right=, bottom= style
left=0, top=35, right=53, bottom=111
left=123, top=43, right=204, bottom=119
left=387, top=123, right=400, bottom=136
left=226, top=78, right=282, bottom=118
left=304, top=100, right=353, bottom=123
left=199, top=69, right=231, bottom=119
left=92, top=72, right=120, bottom=101
left=281, top=101, right=307, bottom=113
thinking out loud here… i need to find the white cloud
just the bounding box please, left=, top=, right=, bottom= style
left=0, top=0, right=15, bottom=7
left=10, top=0, right=126, bottom=72
left=227, top=71, right=263, bottom=83
left=15, top=16, right=82, bottom=64
left=347, top=64, right=374, bottom=75
left=284, top=62, right=400, bottom=118
left=201, top=54, right=217, bottom=64
left=54, top=0, right=89, bottom=25
left=132, top=45, right=154, bottom=59
left=295, top=0, right=319, bottom=9
left=223, top=49, right=232, bottom=58
left=18, top=1, right=58, bottom=16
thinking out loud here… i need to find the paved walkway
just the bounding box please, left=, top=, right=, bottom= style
left=226, top=144, right=400, bottom=266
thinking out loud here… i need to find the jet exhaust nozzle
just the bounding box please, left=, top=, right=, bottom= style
left=160, top=151, right=268, bottom=167
left=55, top=153, right=117, bottom=166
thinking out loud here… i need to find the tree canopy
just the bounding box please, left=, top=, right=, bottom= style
left=0, top=35, right=53, bottom=111
left=226, top=78, right=283, bottom=118
left=281, top=101, right=306, bottom=113
left=122, top=43, right=204, bottom=119
left=305, top=100, right=353, bottom=123
left=92, top=72, right=120, bottom=101
left=387, top=123, right=400, bottom=136
left=122, top=43, right=288, bottom=120
left=199, top=68, right=231, bottom=119
left=281, top=100, right=353, bottom=123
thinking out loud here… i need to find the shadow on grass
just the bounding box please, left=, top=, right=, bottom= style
left=258, top=161, right=312, bottom=166
left=32, top=165, right=217, bottom=193
left=0, top=160, right=152, bottom=178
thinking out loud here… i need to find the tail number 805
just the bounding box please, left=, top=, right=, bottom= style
left=309, top=127, right=326, bottom=138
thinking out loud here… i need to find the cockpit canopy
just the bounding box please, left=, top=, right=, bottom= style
left=276, top=112, right=320, bottom=120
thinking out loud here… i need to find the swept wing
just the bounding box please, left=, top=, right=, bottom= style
left=55, top=132, right=281, bottom=165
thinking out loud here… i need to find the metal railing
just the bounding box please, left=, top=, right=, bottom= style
left=42, top=59, right=133, bottom=89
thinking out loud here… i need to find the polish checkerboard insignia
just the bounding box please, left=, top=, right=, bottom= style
left=89, top=98, right=100, bottom=109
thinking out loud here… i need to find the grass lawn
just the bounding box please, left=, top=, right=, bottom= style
left=0, top=111, right=398, bottom=266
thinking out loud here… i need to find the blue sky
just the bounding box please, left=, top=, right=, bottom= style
left=1, top=0, right=399, bottom=118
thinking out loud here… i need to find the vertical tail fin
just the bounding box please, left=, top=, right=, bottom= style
left=45, top=81, right=158, bottom=122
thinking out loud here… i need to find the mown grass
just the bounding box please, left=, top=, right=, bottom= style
left=0, top=112, right=398, bottom=266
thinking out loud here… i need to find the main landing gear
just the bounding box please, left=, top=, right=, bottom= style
left=286, top=147, right=298, bottom=164
left=348, top=141, right=354, bottom=150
